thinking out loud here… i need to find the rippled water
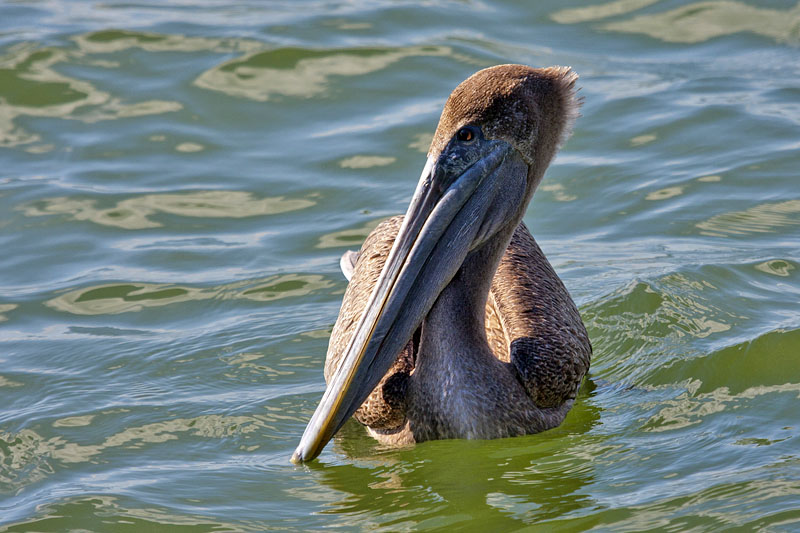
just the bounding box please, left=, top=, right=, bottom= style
left=2, top=1, right=799, bottom=530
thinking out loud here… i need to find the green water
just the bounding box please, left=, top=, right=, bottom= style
left=2, top=0, right=799, bottom=530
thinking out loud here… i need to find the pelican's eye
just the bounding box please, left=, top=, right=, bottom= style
left=456, top=126, right=476, bottom=143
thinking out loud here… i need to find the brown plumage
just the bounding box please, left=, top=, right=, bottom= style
left=292, top=64, right=591, bottom=463
left=322, top=65, right=591, bottom=447
left=328, top=218, right=591, bottom=444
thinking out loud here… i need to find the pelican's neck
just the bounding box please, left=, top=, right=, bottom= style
left=409, top=222, right=528, bottom=439
left=427, top=241, right=501, bottom=340
left=421, top=221, right=511, bottom=351
left=418, top=196, right=526, bottom=352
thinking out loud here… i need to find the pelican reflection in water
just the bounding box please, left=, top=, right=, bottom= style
left=292, top=64, right=591, bottom=463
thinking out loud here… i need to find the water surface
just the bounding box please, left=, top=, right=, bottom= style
left=1, top=0, right=799, bottom=530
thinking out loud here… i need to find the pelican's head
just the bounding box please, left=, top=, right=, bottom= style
left=430, top=64, right=579, bottom=225
left=292, top=65, right=580, bottom=463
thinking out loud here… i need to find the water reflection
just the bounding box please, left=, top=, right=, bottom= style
left=53, top=415, right=95, bottom=428
left=240, top=274, right=334, bottom=302
left=408, top=132, right=434, bottom=153
left=0, top=414, right=264, bottom=471
left=553, top=0, right=800, bottom=45
left=46, top=273, right=334, bottom=315
left=583, top=273, right=739, bottom=383
left=73, top=29, right=260, bottom=54
left=630, top=133, right=657, bottom=146
left=1, top=495, right=240, bottom=532
left=0, top=44, right=181, bottom=148
left=588, top=275, right=733, bottom=340
left=24, top=190, right=315, bottom=229
left=696, top=199, right=800, bottom=237
left=551, top=0, right=660, bottom=24
left=46, top=282, right=213, bottom=315
left=339, top=155, right=396, bottom=169
left=754, top=259, right=795, bottom=277
left=299, top=381, right=602, bottom=528
left=643, top=382, right=800, bottom=432
left=648, top=328, right=800, bottom=396
left=600, top=1, right=800, bottom=44
left=175, top=142, right=205, bottom=153
left=0, top=375, right=24, bottom=388
left=0, top=428, right=55, bottom=492
left=195, top=46, right=453, bottom=101
left=317, top=218, right=385, bottom=249
left=645, top=186, right=683, bottom=201
left=0, top=303, right=17, bottom=322
left=540, top=182, right=577, bottom=202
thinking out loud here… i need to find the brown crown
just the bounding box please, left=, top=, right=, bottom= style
left=429, top=64, right=580, bottom=167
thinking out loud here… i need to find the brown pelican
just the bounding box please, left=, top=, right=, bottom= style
left=292, top=64, right=591, bottom=464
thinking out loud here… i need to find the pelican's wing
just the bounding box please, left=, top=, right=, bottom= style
left=339, top=250, right=359, bottom=281
left=488, top=223, right=592, bottom=408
